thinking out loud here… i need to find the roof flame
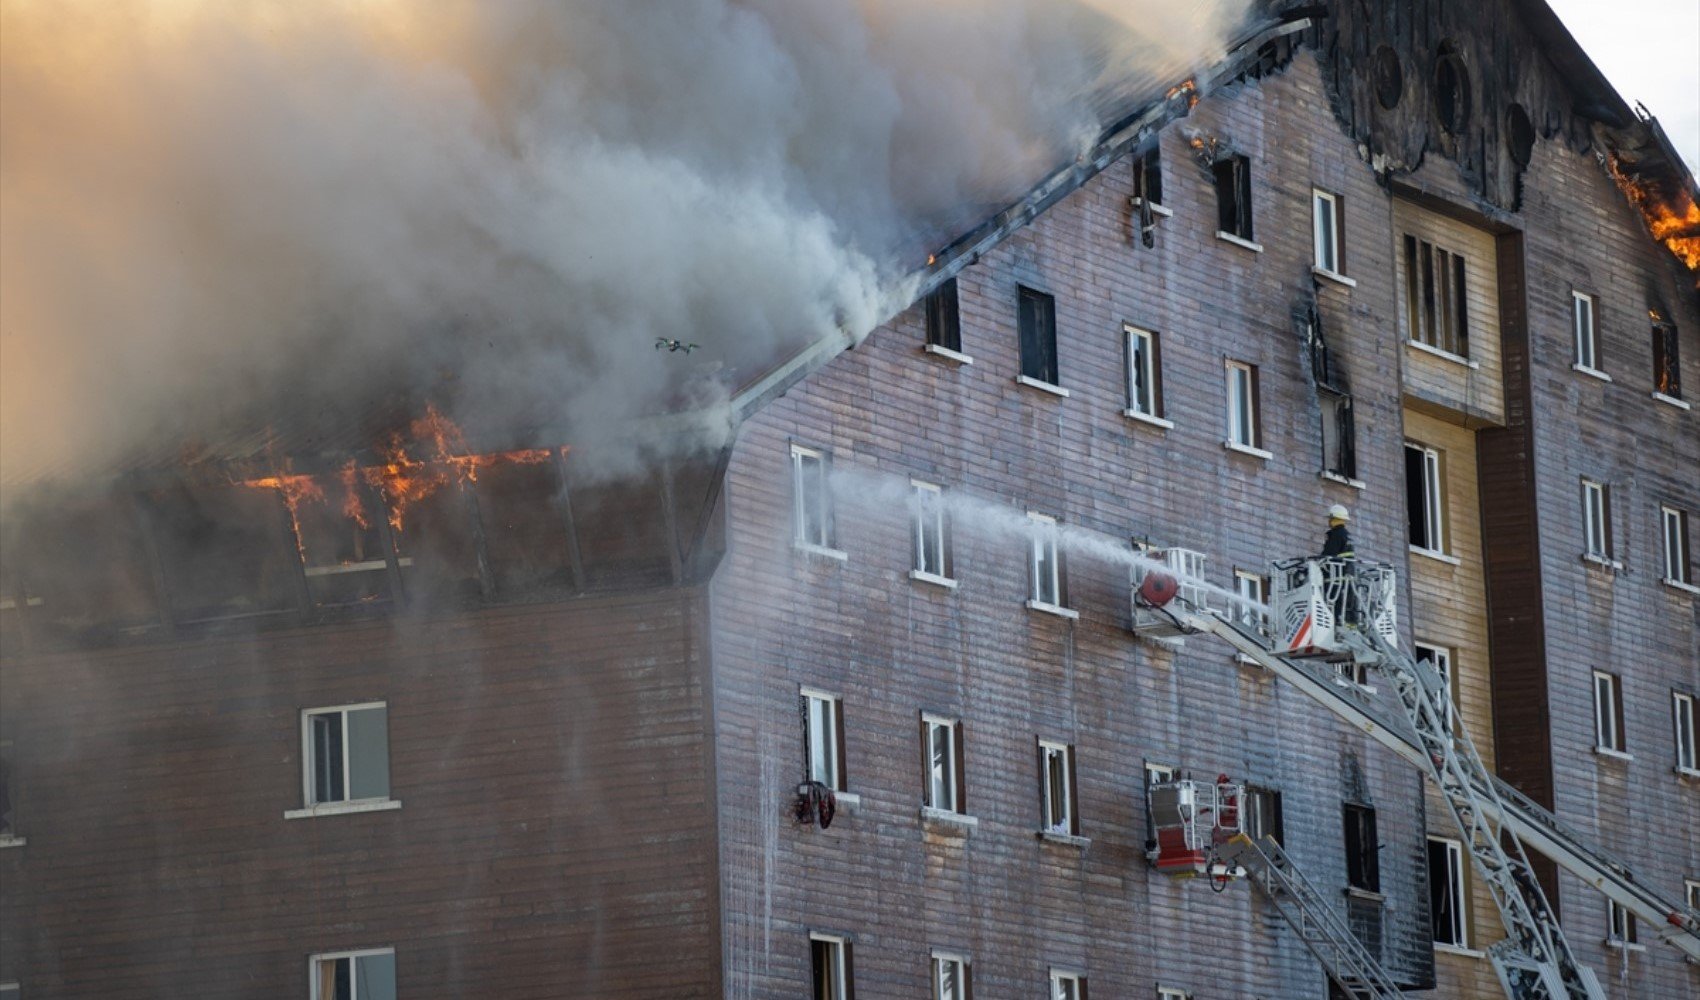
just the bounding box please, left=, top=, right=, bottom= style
left=1606, top=155, right=1700, bottom=272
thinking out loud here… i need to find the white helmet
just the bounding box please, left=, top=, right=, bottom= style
left=1328, top=504, right=1350, bottom=523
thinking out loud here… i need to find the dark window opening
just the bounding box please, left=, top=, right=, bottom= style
left=1373, top=46, right=1403, bottom=109
left=1506, top=103, right=1535, bottom=168
left=1343, top=803, right=1380, bottom=892
left=1404, top=234, right=1470, bottom=358
left=1323, top=393, right=1357, bottom=481
left=145, top=484, right=301, bottom=623
left=1018, top=286, right=1058, bottom=385
left=10, top=492, right=160, bottom=640
left=476, top=456, right=576, bottom=594
left=1653, top=320, right=1682, bottom=399
left=1245, top=786, right=1284, bottom=846
left=1428, top=838, right=1467, bottom=945
left=1213, top=155, right=1254, bottom=241
left=1434, top=49, right=1471, bottom=135
left=926, top=278, right=962, bottom=353
left=1134, top=148, right=1163, bottom=207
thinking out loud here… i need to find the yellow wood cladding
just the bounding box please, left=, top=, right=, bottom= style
left=1392, top=200, right=1505, bottom=427
left=1404, top=407, right=1504, bottom=956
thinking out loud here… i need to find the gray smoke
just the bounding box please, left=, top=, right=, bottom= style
left=0, top=0, right=1253, bottom=488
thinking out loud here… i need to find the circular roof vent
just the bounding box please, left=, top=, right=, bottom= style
left=1434, top=46, right=1471, bottom=135
left=1506, top=103, right=1536, bottom=168
left=1373, top=46, right=1403, bottom=110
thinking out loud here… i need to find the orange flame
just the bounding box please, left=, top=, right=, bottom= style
left=339, top=459, right=370, bottom=530
left=235, top=471, right=325, bottom=563
left=363, top=405, right=555, bottom=532
left=1166, top=79, right=1200, bottom=111
left=1606, top=155, right=1700, bottom=271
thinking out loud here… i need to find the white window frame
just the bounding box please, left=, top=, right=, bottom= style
left=1040, top=740, right=1074, bottom=835
left=291, top=702, right=398, bottom=819
left=309, top=947, right=396, bottom=1000
left=1243, top=785, right=1281, bottom=845
left=1157, top=987, right=1190, bottom=1000
left=1415, top=642, right=1454, bottom=731
left=1572, top=291, right=1600, bottom=373
left=1233, top=569, right=1266, bottom=628
left=911, top=481, right=951, bottom=585
left=1026, top=512, right=1068, bottom=614
left=1685, top=879, right=1700, bottom=911
left=810, top=933, right=849, bottom=1000
left=1593, top=670, right=1624, bottom=754
left=1408, top=443, right=1447, bottom=555
left=1144, top=761, right=1176, bottom=787
left=1582, top=479, right=1609, bottom=560
left=924, top=714, right=962, bottom=814
left=1224, top=360, right=1261, bottom=453
left=931, top=951, right=969, bottom=1000
left=1312, top=189, right=1343, bottom=276
left=1168, top=548, right=1209, bottom=610
left=791, top=445, right=840, bottom=556
left=1124, top=324, right=1165, bottom=424
left=1428, top=836, right=1469, bottom=948
left=1661, top=505, right=1693, bottom=586
left=1050, top=969, right=1084, bottom=1000
left=803, top=688, right=844, bottom=791
left=1674, top=691, right=1697, bottom=775
left=1606, top=899, right=1639, bottom=948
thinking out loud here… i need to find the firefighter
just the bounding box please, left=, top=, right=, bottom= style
left=1321, top=504, right=1353, bottom=559
left=1319, top=504, right=1358, bottom=626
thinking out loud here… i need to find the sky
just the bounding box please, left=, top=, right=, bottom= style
left=1547, top=0, right=1700, bottom=172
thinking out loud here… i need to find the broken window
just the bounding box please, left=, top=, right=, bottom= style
left=273, top=471, right=395, bottom=610
left=8, top=492, right=160, bottom=641
left=1213, top=155, right=1253, bottom=241
left=1403, top=235, right=1470, bottom=358
left=911, top=481, right=951, bottom=581
left=1406, top=443, right=1446, bottom=554
left=1343, top=803, right=1379, bottom=893
left=568, top=466, right=676, bottom=590
left=1124, top=325, right=1163, bottom=420
left=1312, top=189, right=1344, bottom=275
left=1581, top=479, right=1612, bottom=561
left=1225, top=360, right=1261, bottom=451
left=1415, top=642, right=1455, bottom=732
left=1652, top=318, right=1682, bottom=399
left=310, top=949, right=396, bottom=1000
left=1018, top=285, right=1059, bottom=386
left=1434, top=49, right=1471, bottom=135
left=1428, top=837, right=1468, bottom=947
left=1244, top=785, right=1283, bottom=846
left=1663, top=505, right=1693, bottom=585
left=144, top=483, right=300, bottom=623
left=1038, top=740, right=1076, bottom=835
left=926, top=278, right=962, bottom=354
left=1133, top=148, right=1163, bottom=208
left=302, top=703, right=390, bottom=807
left=802, top=689, right=846, bottom=792
left=1593, top=670, right=1625, bottom=753
left=1027, top=513, right=1063, bottom=609
left=1572, top=292, right=1600, bottom=372
left=474, top=454, right=574, bottom=594
left=922, top=715, right=965, bottom=814
left=1321, top=393, right=1357, bottom=481
left=810, top=935, right=850, bottom=1000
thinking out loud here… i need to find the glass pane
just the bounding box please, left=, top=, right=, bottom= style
left=938, top=960, right=960, bottom=1000
left=354, top=952, right=396, bottom=1000
left=1046, top=750, right=1068, bottom=828
left=311, top=713, right=345, bottom=804
left=929, top=725, right=952, bottom=809
left=347, top=707, right=390, bottom=800
left=808, top=699, right=835, bottom=786
left=1315, top=196, right=1335, bottom=271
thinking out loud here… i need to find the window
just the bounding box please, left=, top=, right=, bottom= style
left=1673, top=692, right=1697, bottom=773
left=1244, top=785, right=1283, bottom=846
left=1593, top=670, right=1625, bottom=753
left=1133, top=148, right=1163, bottom=208
left=1313, top=189, right=1344, bottom=275
left=1225, top=360, right=1262, bottom=452
left=803, top=690, right=846, bottom=791
left=810, top=934, right=851, bottom=1000
left=1124, top=325, right=1163, bottom=420
left=1428, top=837, right=1468, bottom=946
left=910, top=482, right=951, bottom=582
left=1343, top=803, right=1380, bottom=893
left=791, top=445, right=835, bottom=552
left=1320, top=393, right=1357, bottom=481
left=1572, top=292, right=1599, bottom=371
left=1403, top=235, right=1470, bottom=358
left=1405, top=444, right=1446, bottom=553
left=1652, top=317, right=1681, bottom=399
left=1051, top=971, right=1085, bottom=1000
left=1581, top=479, right=1612, bottom=561
left=1686, top=879, right=1700, bottom=911
left=1028, top=513, right=1064, bottom=610
left=1145, top=761, right=1176, bottom=788
left=1039, top=740, right=1077, bottom=835
left=922, top=715, right=965, bottom=814
left=1414, top=643, right=1454, bottom=731
left=302, top=703, right=390, bottom=808
left=1213, top=155, right=1253, bottom=241
left=1607, top=900, right=1638, bottom=947
left=926, top=278, right=961, bottom=354
left=310, top=949, right=396, bottom=1000
left=1157, top=988, right=1189, bottom=1000
left=931, top=953, right=969, bottom=1000
left=1233, top=569, right=1267, bottom=629
left=1018, top=286, right=1059, bottom=387
left=1662, top=505, right=1693, bottom=584
left=0, top=984, right=15, bottom=999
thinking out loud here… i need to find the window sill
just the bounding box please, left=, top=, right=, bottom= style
left=1320, top=471, right=1366, bottom=490
left=1015, top=375, right=1070, bottom=398
left=1404, top=339, right=1479, bottom=370
left=1215, top=231, right=1263, bottom=253
left=1130, top=197, right=1173, bottom=217
left=1571, top=364, right=1613, bottom=383
left=1580, top=553, right=1624, bottom=573
left=1593, top=746, right=1633, bottom=762
left=1122, top=408, right=1174, bottom=430
left=923, top=343, right=974, bottom=365
left=1234, top=652, right=1266, bottom=669
left=1603, top=939, right=1647, bottom=953
left=910, top=570, right=959, bottom=591
left=1410, top=545, right=1462, bottom=566
left=796, top=543, right=849, bottom=563
left=1223, top=441, right=1273, bottom=461
left=1661, top=577, right=1700, bottom=595
left=1037, top=829, right=1090, bottom=848
left=0, top=835, right=25, bottom=849
left=1674, top=767, right=1700, bottom=781
left=1433, top=943, right=1485, bottom=959
left=920, top=806, right=978, bottom=831
left=1026, top=599, right=1080, bottom=621
left=284, top=798, right=402, bottom=820
left=832, top=791, right=862, bottom=812
left=1344, top=887, right=1386, bottom=903
left=1652, top=391, right=1690, bottom=410
left=1313, top=267, right=1357, bottom=288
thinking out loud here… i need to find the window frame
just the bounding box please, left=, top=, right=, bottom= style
left=1050, top=969, right=1085, bottom=1000
left=1312, top=188, right=1345, bottom=276
left=1572, top=291, right=1600, bottom=373
left=1343, top=802, right=1380, bottom=894
left=1606, top=899, right=1639, bottom=947
left=1157, top=987, right=1190, bottom=1000
left=1224, top=359, right=1262, bottom=452
left=910, top=481, right=952, bottom=584
left=810, top=933, right=851, bottom=1000
left=1243, top=785, right=1283, bottom=846
left=1593, top=670, right=1626, bottom=754
left=925, top=278, right=962, bottom=354
left=922, top=714, right=965, bottom=815
left=1027, top=513, right=1065, bottom=611
left=1320, top=391, right=1358, bottom=482
left=930, top=951, right=970, bottom=1000
left=299, top=701, right=391, bottom=810
left=1123, top=324, right=1165, bottom=422
left=1652, top=318, right=1682, bottom=400
left=1427, top=836, right=1469, bottom=948
left=1685, top=879, right=1700, bottom=912
left=308, top=947, right=396, bottom=1000
left=1414, top=642, right=1455, bottom=732
left=1213, top=155, right=1254, bottom=242
left=1661, top=504, right=1693, bottom=585
left=1017, top=285, right=1060, bottom=388
left=802, top=688, right=847, bottom=792
left=1403, top=234, right=1471, bottom=359
left=1581, top=479, right=1611, bottom=561
left=1673, top=691, right=1697, bottom=774
left=1406, top=443, right=1447, bottom=555
left=791, top=444, right=838, bottom=554
left=1038, top=739, right=1077, bottom=836
left=1233, top=569, right=1268, bottom=629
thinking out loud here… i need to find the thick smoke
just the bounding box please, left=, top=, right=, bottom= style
left=0, top=0, right=1252, bottom=487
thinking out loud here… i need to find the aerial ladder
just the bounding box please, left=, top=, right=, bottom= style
left=1134, top=553, right=1700, bottom=998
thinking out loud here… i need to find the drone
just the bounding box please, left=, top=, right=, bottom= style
left=655, top=338, right=700, bottom=354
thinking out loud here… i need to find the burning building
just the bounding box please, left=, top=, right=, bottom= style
left=1, top=1, right=1698, bottom=998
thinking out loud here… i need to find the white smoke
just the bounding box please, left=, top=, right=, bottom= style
left=0, top=0, right=1254, bottom=488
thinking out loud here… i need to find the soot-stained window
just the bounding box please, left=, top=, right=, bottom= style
left=1434, top=47, right=1471, bottom=135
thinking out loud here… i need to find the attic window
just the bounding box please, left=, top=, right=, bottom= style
left=1434, top=48, right=1471, bottom=135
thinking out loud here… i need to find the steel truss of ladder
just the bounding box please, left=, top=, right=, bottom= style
left=1217, top=831, right=1405, bottom=1000
left=1132, top=592, right=1700, bottom=1000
